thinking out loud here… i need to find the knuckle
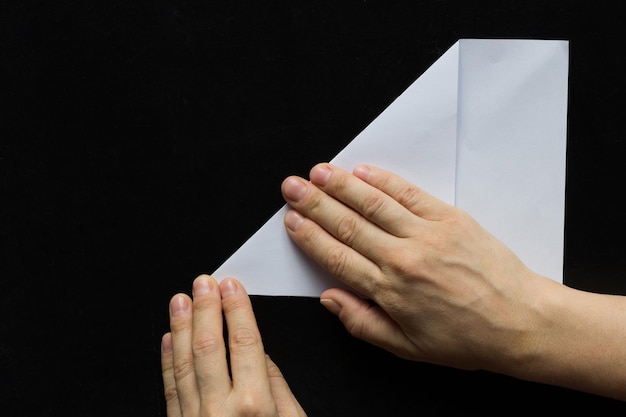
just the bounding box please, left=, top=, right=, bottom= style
left=169, top=315, right=191, bottom=333
left=173, top=357, right=194, bottom=381
left=265, top=360, right=283, bottom=379
left=379, top=172, right=394, bottom=189
left=384, top=245, right=425, bottom=275
left=306, top=192, right=325, bottom=217
left=161, top=356, right=174, bottom=374
left=325, top=245, right=350, bottom=278
left=237, top=392, right=274, bottom=417
left=221, top=296, right=249, bottom=316
left=191, top=296, right=217, bottom=317
left=192, top=331, right=220, bottom=358
left=163, top=385, right=179, bottom=403
left=331, top=172, right=349, bottom=193
left=344, top=316, right=364, bottom=339
left=335, top=215, right=359, bottom=245
left=361, top=193, right=387, bottom=219
left=396, top=185, right=422, bottom=208
left=228, top=327, right=261, bottom=354
left=343, top=305, right=375, bottom=340
left=299, top=224, right=319, bottom=248
left=450, top=210, right=475, bottom=230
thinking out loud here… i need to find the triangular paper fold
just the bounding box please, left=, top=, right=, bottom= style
left=213, top=39, right=569, bottom=296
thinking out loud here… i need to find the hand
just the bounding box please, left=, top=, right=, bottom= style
left=161, top=275, right=307, bottom=417
left=280, top=163, right=559, bottom=374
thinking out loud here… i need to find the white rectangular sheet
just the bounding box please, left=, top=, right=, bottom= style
left=213, top=38, right=569, bottom=296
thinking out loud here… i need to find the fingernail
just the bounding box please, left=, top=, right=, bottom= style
left=284, top=209, right=304, bottom=231
left=193, top=275, right=212, bottom=296
left=282, top=177, right=307, bottom=201
left=353, top=165, right=371, bottom=180
left=310, top=164, right=332, bottom=186
left=161, top=333, right=173, bottom=354
left=220, top=278, right=237, bottom=298
left=320, top=298, right=342, bottom=315
left=170, top=295, right=189, bottom=317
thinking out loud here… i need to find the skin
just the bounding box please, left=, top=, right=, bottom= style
left=280, top=163, right=626, bottom=402
left=161, top=275, right=307, bottom=417
left=162, top=162, right=626, bottom=414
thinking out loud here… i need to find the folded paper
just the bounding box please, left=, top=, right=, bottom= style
left=213, top=38, right=569, bottom=296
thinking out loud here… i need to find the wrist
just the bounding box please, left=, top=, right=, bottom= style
left=483, top=272, right=561, bottom=380
left=503, top=277, right=626, bottom=401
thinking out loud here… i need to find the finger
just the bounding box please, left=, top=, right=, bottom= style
left=308, top=163, right=422, bottom=237
left=265, top=355, right=307, bottom=416
left=190, top=275, right=231, bottom=404
left=282, top=173, right=398, bottom=256
left=320, top=288, right=421, bottom=360
left=219, top=278, right=272, bottom=397
left=284, top=209, right=382, bottom=295
left=161, top=333, right=183, bottom=417
left=169, top=293, right=200, bottom=414
left=352, top=164, right=454, bottom=220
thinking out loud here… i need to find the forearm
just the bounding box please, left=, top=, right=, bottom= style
left=511, top=279, right=626, bottom=401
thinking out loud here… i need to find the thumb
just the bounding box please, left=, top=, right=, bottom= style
left=320, top=288, right=419, bottom=359
left=264, top=355, right=307, bottom=416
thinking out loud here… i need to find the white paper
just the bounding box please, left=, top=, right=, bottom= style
left=213, top=39, right=569, bottom=296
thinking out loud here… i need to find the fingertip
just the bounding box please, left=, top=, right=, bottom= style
left=219, top=277, right=248, bottom=298
left=284, top=209, right=305, bottom=231
left=309, top=161, right=331, bottom=174
left=281, top=174, right=299, bottom=187
left=320, top=288, right=335, bottom=300
left=194, top=273, right=216, bottom=284
left=320, top=297, right=342, bottom=315
left=192, top=274, right=217, bottom=297
left=309, top=163, right=333, bottom=186
left=321, top=288, right=371, bottom=316
left=353, top=164, right=372, bottom=181
left=170, top=293, right=190, bottom=317
left=161, top=332, right=173, bottom=354
left=281, top=176, right=308, bottom=202
left=321, top=287, right=357, bottom=300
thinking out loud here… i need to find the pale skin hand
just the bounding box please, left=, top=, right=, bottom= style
left=281, top=163, right=626, bottom=402
left=161, top=275, right=307, bottom=417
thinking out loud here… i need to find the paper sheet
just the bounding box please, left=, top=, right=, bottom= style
left=213, top=39, right=569, bottom=296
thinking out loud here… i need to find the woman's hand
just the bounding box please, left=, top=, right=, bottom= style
left=281, top=163, right=558, bottom=373
left=161, top=275, right=307, bottom=417
left=280, top=162, right=626, bottom=402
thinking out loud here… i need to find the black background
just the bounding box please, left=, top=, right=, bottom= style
left=3, top=1, right=626, bottom=416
